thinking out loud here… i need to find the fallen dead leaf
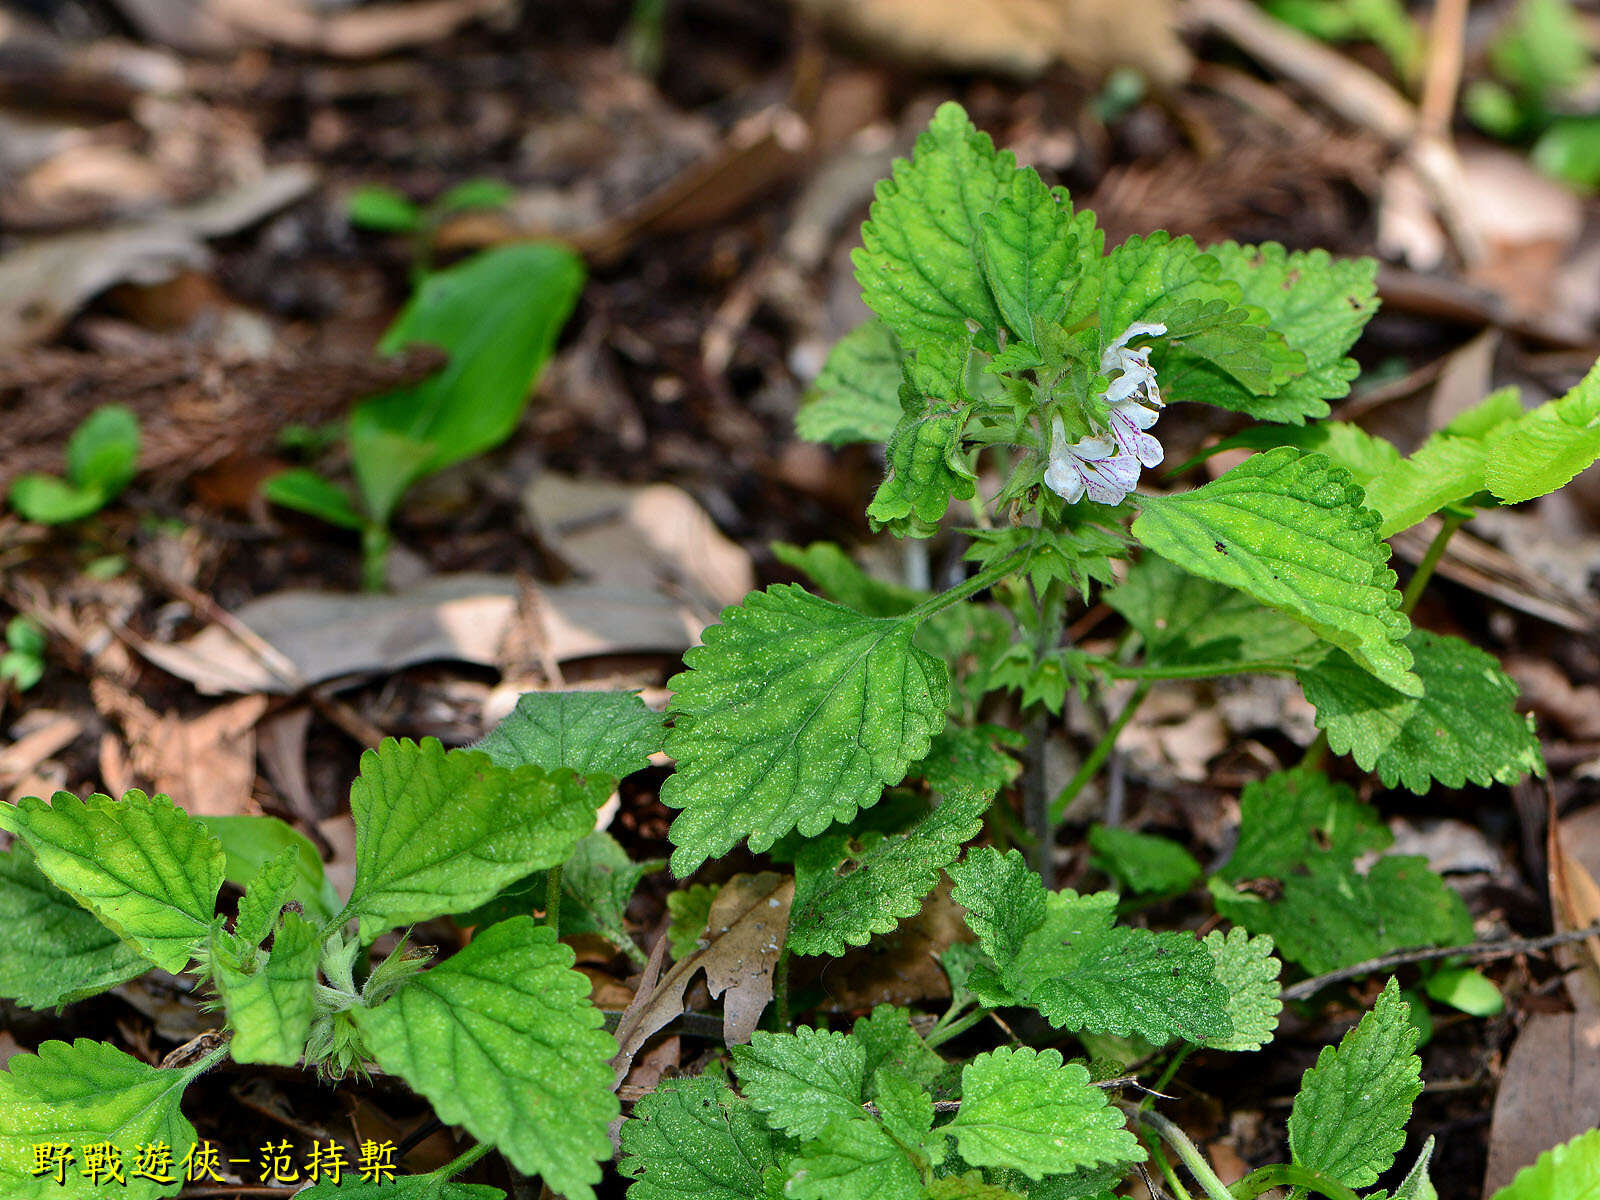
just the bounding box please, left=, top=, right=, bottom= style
left=0, top=164, right=314, bottom=350
left=134, top=574, right=703, bottom=695
left=209, top=0, right=514, bottom=58
left=821, top=880, right=968, bottom=1010
left=256, top=705, right=318, bottom=822
left=148, top=695, right=268, bottom=817
left=0, top=711, right=83, bottom=791
left=524, top=474, right=755, bottom=617
left=611, top=873, right=794, bottom=1074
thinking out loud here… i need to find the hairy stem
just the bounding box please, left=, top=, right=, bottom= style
left=1229, top=1164, right=1362, bottom=1200
left=1138, top=1110, right=1236, bottom=1200
left=907, top=546, right=1031, bottom=622
left=1401, top=511, right=1465, bottom=615
left=544, top=866, right=562, bottom=940
left=923, top=1006, right=990, bottom=1050
left=438, top=1142, right=493, bottom=1183
left=1050, top=680, right=1152, bottom=821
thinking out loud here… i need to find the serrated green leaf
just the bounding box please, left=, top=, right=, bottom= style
left=962, top=523, right=1121, bottom=603
left=213, top=911, right=319, bottom=1066
left=473, top=690, right=664, bottom=779
left=666, top=883, right=719, bottom=960
left=873, top=1068, right=939, bottom=1162
left=1204, top=243, right=1378, bottom=422
left=199, top=814, right=340, bottom=925
left=1106, top=555, right=1322, bottom=671
left=1485, top=358, right=1600, bottom=504
left=981, top=1160, right=1126, bottom=1200
left=926, top=1171, right=1026, bottom=1200
left=353, top=917, right=618, bottom=1200
left=945, top=1047, right=1141, bottom=1180
left=730, top=1026, right=866, bottom=1140
left=1087, top=826, right=1201, bottom=895
left=853, top=101, right=1013, bottom=351
left=344, top=738, right=604, bottom=940
left=772, top=541, right=926, bottom=617
left=868, top=408, right=977, bottom=533
left=797, top=321, right=904, bottom=447
left=1133, top=448, right=1417, bottom=695
left=619, top=1073, right=782, bottom=1200
left=948, top=848, right=1231, bottom=1043
left=662, top=585, right=949, bottom=875
left=789, top=788, right=988, bottom=957
left=1298, top=630, right=1545, bottom=793
left=559, top=831, right=663, bottom=954
left=1215, top=855, right=1473, bottom=977
left=5, top=790, right=223, bottom=973
left=1196, top=420, right=1403, bottom=486
left=1217, top=767, right=1390, bottom=884
left=976, top=168, right=1081, bottom=344
left=852, top=1006, right=954, bottom=1100
left=0, top=846, right=146, bottom=1009
left=233, top=846, right=300, bottom=948
left=1289, top=978, right=1422, bottom=1188
left=786, top=1116, right=924, bottom=1200
left=1490, top=1128, right=1600, bottom=1200
left=1200, top=928, right=1281, bottom=1051
left=0, top=1039, right=204, bottom=1200
left=910, top=725, right=1025, bottom=796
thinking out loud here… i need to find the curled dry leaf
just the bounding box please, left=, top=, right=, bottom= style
left=611, top=872, right=794, bottom=1077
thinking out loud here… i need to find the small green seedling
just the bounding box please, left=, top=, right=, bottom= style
left=0, top=617, right=46, bottom=692
left=265, top=240, right=585, bottom=588
left=8, top=405, right=140, bottom=525
left=348, top=178, right=517, bottom=276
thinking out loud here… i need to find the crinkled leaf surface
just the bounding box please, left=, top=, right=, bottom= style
left=1133, top=448, right=1417, bottom=695
left=1087, top=826, right=1201, bottom=896
left=948, top=848, right=1231, bottom=1043
left=619, top=1073, right=782, bottom=1200
left=662, top=585, right=949, bottom=875
left=4, top=790, right=222, bottom=973
left=1200, top=928, right=1281, bottom=1052
left=788, top=788, right=988, bottom=957
left=976, top=167, right=1082, bottom=344
left=868, top=407, right=977, bottom=533
left=1484, top=358, right=1600, bottom=504
left=853, top=1005, right=955, bottom=1099
left=945, top=1047, right=1141, bottom=1180
left=558, top=830, right=663, bottom=951
left=232, top=845, right=300, bottom=949
left=1203, top=243, right=1378, bottom=423
left=473, top=690, right=664, bottom=779
left=853, top=101, right=1013, bottom=350
left=1299, top=630, right=1544, bottom=793
left=787, top=1116, right=924, bottom=1200
left=1289, top=978, right=1422, bottom=1188
left=353, top=917, right=617, bottom=1200
left=730, top=1026, right=866, bottom=1141
left=1217, top=767, right=1389, bottom=884
left=1490, top=1128, right=1600, bottom=1200
left=910, top=725, right=1024, bottom=796
left=213, top=910, right=320, bottom=1066
left=0, top=1039, right=203, bottom=1200
left=199, top=814, right=340, bottom=924
left=0, top=847, right=146, bottom=1009
left=797, top=321, right=904, bottom=447
left=344, top=738, right=603, bottom=939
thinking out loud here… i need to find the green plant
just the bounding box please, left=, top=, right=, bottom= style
left=347, top=178, right=518, bottom=276
left=8, top=101, right=1600, bottom=1199
left=0, top=617, right=46, bottom=692
left=264, top=240, right=585, bottom=588
left=8, top=405, right=140, bottom=525
left=1465, top=0, right=1600, bottom=190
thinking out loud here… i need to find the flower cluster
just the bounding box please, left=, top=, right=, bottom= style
left=1043, top=322, right=1167, bottom=506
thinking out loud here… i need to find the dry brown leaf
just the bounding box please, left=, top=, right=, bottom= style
left=1551, top=805, right=1600, bottom=1013
left=134, top=574, right=703, bottom=695
left=524, top=474, right=755, bottom=617
left=147, top=695, right=268, bottom=817
left=0, top=711, right=82, bottom=790
left=1483, top=1012, right=1600, bottom=1194
left=794, top=0, right=1190, bottom=84
left=0, top=165, right=313, bottom=351
left=209, top=0, right=513, bottom=57
left=611, top=873, right=794, bottom=1074
left=821, top=880, right=968, bottom=1010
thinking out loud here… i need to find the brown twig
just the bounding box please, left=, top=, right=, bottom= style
left=1281, top=921, right=1600, bottom=1001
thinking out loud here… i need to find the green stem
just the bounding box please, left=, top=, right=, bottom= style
left=545, top=866, right=562, bottom=940
left=907, top=546, right=1032, bottom=622
left=923, top=1006, right=990, bottom=1050
left=436, top=1143, right=492, bottom=1183
left=1230, top=1164, right=1363, bottom=1200
left=1139, top=1111, right=1235, bottom=1200
left=1094, top=658, right=1303, bottom=681
left=1050, top=680, right=1152, bottom=821
left=1143, top=1044, right=1192, bottom=1112
left=1401, top=511, right=1465, bottom=615
left=361, top=523, right=391, bottom=593
left=772, top=947, right=792, bottom=1030
left=1140, top=1125, right=1194, bottom=1200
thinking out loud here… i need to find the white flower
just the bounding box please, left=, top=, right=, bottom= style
left=1041, top=321, right=1168, bottom=506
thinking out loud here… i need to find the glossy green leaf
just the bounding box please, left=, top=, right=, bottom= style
left=1484, top=358, right=1600, bottom=504
left=1200, top=928, right=1282, bottom=1052
left=4, top=790, right=222, bottom=973
left=787, top=1117, right=924, bottom=1200
left=619, top=1073, right=782, bottom=1200
left=347, top=184, right=423, bottom=232
left=353, top=917, right=618, bottom=1200
left=1133, top=448, right=1417, bottom=695
left=662, top=585, right=949, bottom=875
left=730, top=1026, right=866, bottom=1140
left=976, top=167, right=1082, bottom=344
